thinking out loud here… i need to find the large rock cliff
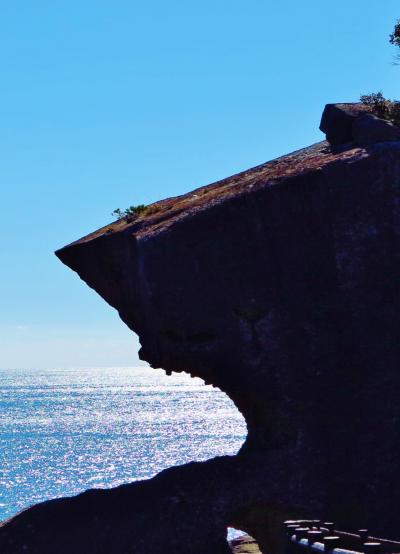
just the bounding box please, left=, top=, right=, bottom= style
left=2, top=108, right=400, bottom=552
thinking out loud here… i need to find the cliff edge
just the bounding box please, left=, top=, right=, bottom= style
left=2, top=105, right=400, bottom=553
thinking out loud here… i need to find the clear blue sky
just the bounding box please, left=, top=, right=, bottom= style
left=1, top=1, right=399, bottom=369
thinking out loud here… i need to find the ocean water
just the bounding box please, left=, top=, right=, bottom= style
left=0, top=366, right=247, bottom=528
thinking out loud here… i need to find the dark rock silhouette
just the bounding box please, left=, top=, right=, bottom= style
left=320, top=102, right=400, bottom=146
left=352, top=113, right=400, bottom=145
left=2, top=120, right=400, bottom=552
left=0, top=455, right=308, bottom=553
left=320, top=103, right=371, bottom=145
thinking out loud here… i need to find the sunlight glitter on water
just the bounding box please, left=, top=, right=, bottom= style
left=0, top=366, right=246, bottom=520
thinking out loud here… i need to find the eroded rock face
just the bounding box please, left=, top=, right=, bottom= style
left=2, top=139, right=400, bottom=552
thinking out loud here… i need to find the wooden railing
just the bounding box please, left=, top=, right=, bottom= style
left=284, top=521, right=400, bottom=554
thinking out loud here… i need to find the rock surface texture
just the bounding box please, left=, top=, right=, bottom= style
left=2, top=115, right=400, bottom=552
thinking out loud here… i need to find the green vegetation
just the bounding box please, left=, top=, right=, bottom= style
left=111, top=203, right=162, bottom=220
left=358, top=21, right=400, bottom=125
left=360, top=92, right=391, bottom=118
left=360, top=92, right=400, bottom=126
left=390, top=20, right=400, bottom=48
left=111, top=205, right=147, bottom=219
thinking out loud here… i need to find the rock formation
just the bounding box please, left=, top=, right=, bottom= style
left=2, top=105, right=400, bottom=553
left=320, top=102, right=400, bottom=145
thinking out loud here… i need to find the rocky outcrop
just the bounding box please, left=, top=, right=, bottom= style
left=320, top=103, right=371, bottom=145
left=2, top=118, right=400, bottom=552
left=352, top=113, right=400, bottom=145
left=320, top=102, right=400, bottom=146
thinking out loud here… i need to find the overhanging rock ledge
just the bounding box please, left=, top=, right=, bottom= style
left=56, top=137, right=400, bottom=535
left=56, top=139, right=400, bottom=536
left=2, top=136, right=400, bottom=553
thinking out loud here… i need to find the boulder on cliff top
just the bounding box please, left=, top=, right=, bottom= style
left=320, top=103, right=370, bottom=145
left=320, top=102, right=400, bottom=146
left=352, top=113, right=400, bottom=145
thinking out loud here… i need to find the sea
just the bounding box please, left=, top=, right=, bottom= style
left=0, top=366, right=247, bottom=538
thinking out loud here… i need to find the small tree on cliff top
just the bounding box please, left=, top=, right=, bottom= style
left=359, top=20, right=400, bottom=122
left=390, top=19, right=400, bottom=65
left=390, top=20, right=400, bottom=48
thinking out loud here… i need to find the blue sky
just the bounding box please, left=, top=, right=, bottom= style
left=1, top=1, right=399, bottom=368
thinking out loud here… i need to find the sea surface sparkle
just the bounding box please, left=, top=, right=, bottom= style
left=0, top=366, right=246, bottom=522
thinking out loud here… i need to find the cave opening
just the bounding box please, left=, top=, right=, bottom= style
left=153, top=365, right=247, bottom=464
left=0, top=364, right=247, bottom=524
